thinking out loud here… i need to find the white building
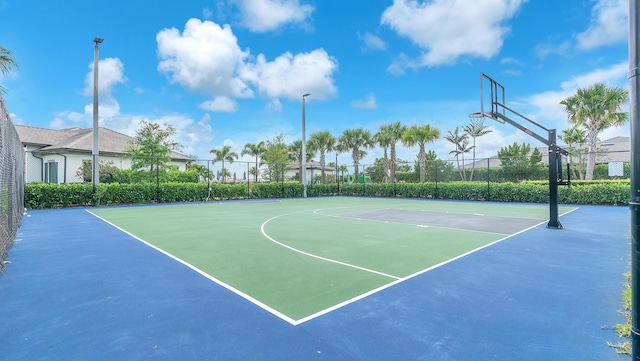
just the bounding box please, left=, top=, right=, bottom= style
left=15, top=125, right=194, bottom=184
left=286, top=160, right=336, bottom=183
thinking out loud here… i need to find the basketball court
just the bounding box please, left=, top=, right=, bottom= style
left=0, top=197, right=629, bottom=360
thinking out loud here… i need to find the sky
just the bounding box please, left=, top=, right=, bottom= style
left=0, top=0, right=631, bottom=175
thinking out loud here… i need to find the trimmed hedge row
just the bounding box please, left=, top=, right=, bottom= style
left=24, top=180, right=631, bottom=209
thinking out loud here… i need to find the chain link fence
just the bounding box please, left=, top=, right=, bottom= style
left=0, top=94, right=25, bottom=275
left=337, top=149, right=630, bottom=185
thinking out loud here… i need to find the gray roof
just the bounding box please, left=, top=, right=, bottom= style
left=15, top=125, right=194, bottom=161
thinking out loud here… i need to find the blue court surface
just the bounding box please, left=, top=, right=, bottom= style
left=0, top=200, right=631, bottom=361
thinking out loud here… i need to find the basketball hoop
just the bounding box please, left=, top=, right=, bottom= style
left=468, top=111, right=492, bottom=128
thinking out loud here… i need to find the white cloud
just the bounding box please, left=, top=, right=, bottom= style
left=231, top=0, right=314, bottom=32
left=359, top=32, right=387, bottom=51
left=505, top=61, right=628, bottom=141
left=534, top=40, right=571, bottom=59
left=203, top=7, right=213, bottom=19
left=266, top=98, right=283, bottom=112
left=381, top=0, right=525, bottom=67
left=241, top=48, right=338, bottom=101
left=351, top=93, right=378, bottom=109
left=82, top=57, right=126, bottom=96
left=157, top=19, right=338, bottom=108
left=576, top=0, right=627, bottom=50
left=199, top=97, right=239, bottom=112
left=157, top=18, right=253, bottom=98
left=500, top=57, right=520, bottom=64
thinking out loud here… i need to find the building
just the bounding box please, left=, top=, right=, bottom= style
left=465, top=136, right=630, bottom=169
left=286, top=160, right=336, bottom=183
left=15, top=125, right=195, bottom=184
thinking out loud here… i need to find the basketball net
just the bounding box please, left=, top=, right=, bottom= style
left=468, top=112, right=487, bottom=129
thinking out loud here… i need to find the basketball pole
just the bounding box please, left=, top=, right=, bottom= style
left=628, top=0, right=640, bottom=359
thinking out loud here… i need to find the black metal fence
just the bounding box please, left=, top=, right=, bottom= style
left=0, top=94, right=25, bottom=275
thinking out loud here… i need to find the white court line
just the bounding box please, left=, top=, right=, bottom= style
left=87, top=205, right=580, bottom=326
left=313, top=208, right=507, bottom=235
left=296, top=207, right=582, bottom=323
left=260, top=212, right=401, bottom=281
left=86, top=210, right=300, bottom=325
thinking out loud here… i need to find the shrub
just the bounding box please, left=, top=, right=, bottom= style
left=24, top=179, right=631, bottom=209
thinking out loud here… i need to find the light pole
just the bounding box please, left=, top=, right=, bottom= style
left=92, top=37, right=103, bottom=192
left=301, top=93, right=310, bottom=197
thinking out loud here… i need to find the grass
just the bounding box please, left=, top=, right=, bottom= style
left=608, top=272, right=631, bottom=355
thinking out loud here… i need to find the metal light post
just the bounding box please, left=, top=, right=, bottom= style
left=92, top=37, right=103, bottom=191
left=302, top=93, right=310, bottom=198
left=628, top=0, right=640, bottom=358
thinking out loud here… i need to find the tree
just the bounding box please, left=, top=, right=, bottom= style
left=0, top=45, right=18, bottom=94
left=560, top=83, right=629, bottom=180
left=337, top=128, right=373, bottom=183
left=210, top=145, right=238, bottom=184
left=188, top=163, right=214, bottom=182
left=401, top=124, right=440, bottom=182
left=338, top=165, right=348, bottom=180
left=288, top=140, right=314, bottom=182
left=419, top=150, right=451, bottom=182
left=445, top=127, right=472, bottom=181
left=241, top=141, right=265, bottom=183
left=559, top=126, right=587, bottom=180
left=308, top=131, right=336, bottom=184
left=374, top=127, right=394, bottom=183
left=76, top=160, right=119, bottom=183
left=262, top=135, right=290, bottom=182
left=497, top=142, right=543, bottom=181
left=126, top=121, right=182, bottom=173
left=365, top=158, right=386, bottom=183
left=382, top=122, right=407, bottom=182
left=463, top=119, right=492, bottom=181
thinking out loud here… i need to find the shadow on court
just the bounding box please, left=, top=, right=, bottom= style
left=0, top=201, right=630, bottom=361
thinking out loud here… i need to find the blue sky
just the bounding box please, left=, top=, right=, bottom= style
left=0, top=0, right=630, bottom=172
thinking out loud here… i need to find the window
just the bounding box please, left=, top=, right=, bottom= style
left=44, top=161, right=58, bottom=184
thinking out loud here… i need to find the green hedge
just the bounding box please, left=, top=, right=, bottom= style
left=24, top=180, right=631, bottom=209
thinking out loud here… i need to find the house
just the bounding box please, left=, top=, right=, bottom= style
left=15, top=125, right=195, bottom=184
left=286, top=160, right=336, bottom=183
left=465, top=136, right=630, bottom=169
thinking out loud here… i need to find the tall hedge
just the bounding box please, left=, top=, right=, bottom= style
left=24, top=180, right=631, bottom=209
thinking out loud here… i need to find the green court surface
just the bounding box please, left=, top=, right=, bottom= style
left=89, top=198, right=575, bottom=324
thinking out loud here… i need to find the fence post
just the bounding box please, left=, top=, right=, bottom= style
left=156, top=157, right=160, bottom=203
left=487, top=158, right=491, bottom=201
left=392, top=161, right=396, bottom=197
left=247, top=162, right=250, bottom=199
left=435, top=161, right=439, bottom=199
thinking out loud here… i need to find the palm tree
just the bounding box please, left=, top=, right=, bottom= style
left=338, top=164, right=348, bottom=181
left=401, top=124, right=440, bottom=182
left=289, top=140, right=314, bottom=182
left=308, top=131, right=336, bottom=184
left=374, top=127, right=394, bottom=182
left=382, top=122, right=408, bottom=182
left=463, top=119, right=492, bottom=181
left=210, top=145, right=238, bottom=183
left=560, top=83, right=629, bottom=180
left=241, top=141, right=265, bottom=183
left=0, top=45, right=18, bottom=94
left=559, top=126, right=587, bottom=180
left=337, top=128, right=373, bottom=183
left=445, top=127, right=472, bottom=181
